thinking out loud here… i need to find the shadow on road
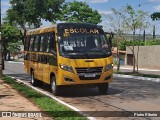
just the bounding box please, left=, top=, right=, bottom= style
left=32, top=83, right=123, bottom=97
left=110, top=78, right=160, bottom=101
left=5, top=73, right=160, bottom=100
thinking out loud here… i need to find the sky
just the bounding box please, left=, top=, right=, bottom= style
left=1, top=0, right=160, bottom=34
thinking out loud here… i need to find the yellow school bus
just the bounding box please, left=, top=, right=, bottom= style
left=24, top=23, right=113, bottom=95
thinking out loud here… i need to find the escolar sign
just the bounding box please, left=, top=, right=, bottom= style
left=64, top=28, right=99, bottom=34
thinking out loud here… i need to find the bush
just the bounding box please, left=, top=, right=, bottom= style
left=119, top=39, right=160, bottom=50
left=119, top=40, right=144, bottom=50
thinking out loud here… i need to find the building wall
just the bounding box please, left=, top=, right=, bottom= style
left=126, top=45, right=160, bottom=69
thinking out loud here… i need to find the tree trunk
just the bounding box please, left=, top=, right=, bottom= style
left=143, top=30, right=145, bottom=42
left=136, top=45, right=139, bottom=73
left=3, top=51, right=7, bottom=60
left=20, top=28, right=27, bottom=45
left=8, top=52, right=11, bottom=61
left=132, top=28, right=136, bottom=73
left=116, top=47, right=120, bottom=71
left=153, top=25, right=155, bottom=40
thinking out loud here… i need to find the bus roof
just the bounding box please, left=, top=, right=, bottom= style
left=26, top=23, right=102, bottom=36
left=26, top=24, right=57, bottom=35
left=57, top=23, right=102, bottom=29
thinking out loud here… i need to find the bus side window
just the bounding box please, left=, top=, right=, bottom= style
left=42, top=34, right=48, bottom=52
left=29, top=36, right=34, bottom=51
left=40, top=35, right=44, bottom=52
left=49, top=33, right=56, bottom=54
left=34, top=35, right=40, bottom=52
left=46, top=34, right=50, bottom=52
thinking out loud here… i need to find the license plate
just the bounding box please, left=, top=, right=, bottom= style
left=84, top=73, right=96, bottom=77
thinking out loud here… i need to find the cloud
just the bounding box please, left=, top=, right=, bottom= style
left=149, top=0, right=160, bottom=2
left=98, top=10, right=113, bottom=15
left=88, top=0, right=109, bottom=3
left=1, top=1, right=10, bottom=6
left=1, top=1, right=11, bottom=19
left=77, top=0, right=109, bottom=3
left=154, top=5, right=160, bottom=11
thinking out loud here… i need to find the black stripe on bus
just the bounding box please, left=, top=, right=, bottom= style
left=24, top=52, right=57, bottom=66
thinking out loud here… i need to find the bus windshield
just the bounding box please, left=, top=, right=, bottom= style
left=58, top=34, right=112, bottom=59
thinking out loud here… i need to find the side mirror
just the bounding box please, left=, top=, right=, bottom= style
left=105, top=32, right=114, bottom=48
left=55, top=33, right=60, bottom=42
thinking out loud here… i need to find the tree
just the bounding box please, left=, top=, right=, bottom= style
left=151, top=12, right=160, bottom=21
left=1, top=23, right=22, bottom=60
left=151, top=12, right=160, bottom=40
left=7, top=42, right=21, bottom=60
left=113, top=5, right=149, bottom=73
left=5, top=0, right=65, bottom=44
left=62, top=1, right=102, bottom=24
left=107, top=8, right=128, bottom=71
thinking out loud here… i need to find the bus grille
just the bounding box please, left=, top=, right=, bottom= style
left=75, top=67, right=103, bottom=80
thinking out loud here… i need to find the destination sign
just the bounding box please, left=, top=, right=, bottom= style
left=64, top=28, right=99, bottom=34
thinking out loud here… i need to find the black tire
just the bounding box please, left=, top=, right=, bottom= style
left=98, top=83, right=109, bottom=94
left=31, top=71, right=38, bottom=86
left=50, top=76, right=60, bottom=96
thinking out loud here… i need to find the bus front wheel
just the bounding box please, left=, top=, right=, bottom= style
left=50, top=76, right=60, bottom=96
left=98, top=83, right=109, bottom=94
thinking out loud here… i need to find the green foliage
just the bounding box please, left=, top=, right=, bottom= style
left=145, top=40, right=160, bottom=46
left=62, top=1, right=102, bottom=24
left=7, top=42, right=20, bottom=53
left=151, top=12, right=160, bottom=21
left=1, top=23, right=22, bottom=53
left=119, top=40, right=144, bottom=50
left=6, top=0, right=65, bottom=28
left=119, top=40, right=160, bottom=50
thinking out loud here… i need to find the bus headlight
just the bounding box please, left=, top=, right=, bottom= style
left=104, top=63, right=113, bottom=71
left=59, top=64, right=74, bottom=73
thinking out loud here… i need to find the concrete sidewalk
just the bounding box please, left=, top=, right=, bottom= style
left=0, top=80, right=52, bottom=120
left=114, top=66, right=160, bottom=75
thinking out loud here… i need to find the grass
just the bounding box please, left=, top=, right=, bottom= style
left=114, top=71, right=160, bottom=78
left=1, top=76, right=87, bottom=120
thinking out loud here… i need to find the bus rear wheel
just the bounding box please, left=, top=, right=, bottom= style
left=50, top=76, right=60, bottom=96
left=98, top=83, right=109, bottom=94
left=31, top=71, right=38, bottom=86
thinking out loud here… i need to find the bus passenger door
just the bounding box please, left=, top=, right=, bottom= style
left=42, top=33, right=52, bottom=84
left=43, top=55, right=50, bottom=84
left=38, top=35, right=46, bottom=81
left=37, top=54, right=43, bottom=81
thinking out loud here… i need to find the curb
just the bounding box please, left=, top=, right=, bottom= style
left=8, top=76, right=95, bottom=120
left=113, top=74, right=160, bottom=82
left=113, top=67, right=160, bottom=72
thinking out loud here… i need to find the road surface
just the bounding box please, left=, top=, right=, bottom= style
left=3, top=61, right=160, bottom=120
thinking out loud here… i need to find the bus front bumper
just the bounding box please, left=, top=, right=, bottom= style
left=56, top=69, right=113, bottom=86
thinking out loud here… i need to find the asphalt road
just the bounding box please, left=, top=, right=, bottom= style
left=3, top=61, right=160, bottom=120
